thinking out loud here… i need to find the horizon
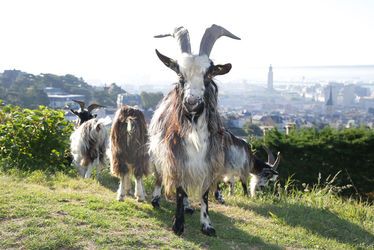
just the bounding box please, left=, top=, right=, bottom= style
left=1, top=0, right=374, bottom=85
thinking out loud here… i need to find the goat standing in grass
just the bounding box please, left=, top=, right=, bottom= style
left=149, top=25, right=240, bottom=236
left=109, top=106, right=149, bottom=202
left=70, top=100, right=108, bottom=178
left=214, top=130, right=281, bottom=203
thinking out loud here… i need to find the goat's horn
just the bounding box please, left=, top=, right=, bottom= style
left=72, top=99, right=85, bottom=110
left=87, top=104, right=105, bottom=113
left=199, top=24, right=240, bottom=56
left=271, top=152, right=281, bottom=170
left=264, top=145, right=275, bottom=164
left=154, top=26, right=191, bottom=54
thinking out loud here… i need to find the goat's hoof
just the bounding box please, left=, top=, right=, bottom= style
left=117, top=195, right=125, bottom=202
left=172, top=218, right=184, bottom=236
left=201, top=225, right=216, bottom=237
left=184, top=207, right=194, bottom=215
left=151, top=196, right=160, bottom=208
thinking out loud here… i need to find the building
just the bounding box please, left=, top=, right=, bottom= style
left=326, top=85, right=333, bottom=114
left=48, top=94, right=85, bottom=109
left=117, top=93, right=142, bottom=108
left=267, top=65, right=273, bottom=91
left=44, top=87, right=85, bottom=109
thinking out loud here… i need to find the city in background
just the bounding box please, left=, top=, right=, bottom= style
left=1, top=64, right=374, bottom=137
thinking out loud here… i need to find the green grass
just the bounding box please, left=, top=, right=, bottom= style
left=0, top=170, right=373, bottom=249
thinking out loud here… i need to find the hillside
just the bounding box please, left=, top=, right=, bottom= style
left=0, top=69, right=126, bottom=108
left=1, top=171, right=373, bottom=249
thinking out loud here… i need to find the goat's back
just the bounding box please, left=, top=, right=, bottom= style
left=110, top=106, right=149, bottom=178
left=70, top=118, right=108, bottom=167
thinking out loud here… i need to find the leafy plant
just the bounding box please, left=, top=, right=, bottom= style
left=250, top=127, right=374, bottom=199
left=0, top=104, right=74, bottom=172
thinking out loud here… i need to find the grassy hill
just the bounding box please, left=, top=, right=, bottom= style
left=1, top=171, right=373, bottom=249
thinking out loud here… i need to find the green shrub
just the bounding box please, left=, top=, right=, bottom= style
left=0, top=104, right=74, bottom=173
left=251, top=127, right=374, bottom=198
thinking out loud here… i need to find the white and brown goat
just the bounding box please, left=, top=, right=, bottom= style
left=149, top=25, right=240, bottom=236
left=70, top=100, right=108, bottom=178
left=214, top=131, right=281, bottom=203
left=109, top=105, right=149, bottom=202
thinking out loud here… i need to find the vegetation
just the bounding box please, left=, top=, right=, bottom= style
left=140, top=91, right=164, bottom=110
left=0, top=104, right=73, bottom=173
left=0, top=105, right=373, bottom=248
left=0, top=69, right=127, bottom=108
left=250, top=127, right=374, bottom=199
left=0, top=171, right=373, bottom=249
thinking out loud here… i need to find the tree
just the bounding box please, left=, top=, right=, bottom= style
left=243, top=121, right=263, bottom=137
left=140, top=91, right=163, bottom=110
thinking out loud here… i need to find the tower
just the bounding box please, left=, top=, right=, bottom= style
left=267, top=65, right=273, bottom=91
left=326, top=85, right=333, bottom=115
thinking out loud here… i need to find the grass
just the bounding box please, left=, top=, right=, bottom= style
left=0, top=170, right=373, bottom=249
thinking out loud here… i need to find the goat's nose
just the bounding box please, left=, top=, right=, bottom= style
left=186, top=95, right=199, bottom=106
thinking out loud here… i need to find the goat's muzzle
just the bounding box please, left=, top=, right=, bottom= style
left=183, top=96, right=204, bottom=119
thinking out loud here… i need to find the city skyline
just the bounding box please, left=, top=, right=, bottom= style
left=1, top=0, right=374, bottom=85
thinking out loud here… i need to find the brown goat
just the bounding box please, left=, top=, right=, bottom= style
left=109, top=106, right=149, bottom=201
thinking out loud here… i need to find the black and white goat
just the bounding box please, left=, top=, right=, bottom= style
left=70, top=100, right=108, bottom=178
left=214, top=131, right=281, bottom=203
left=109, top=105, right=149, bottom=202
left=149, top=25, right=240, bottom=236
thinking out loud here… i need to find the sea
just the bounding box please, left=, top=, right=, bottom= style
left=244, top=65, right=374, bottom=85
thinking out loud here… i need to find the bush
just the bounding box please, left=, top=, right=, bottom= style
left=0, top=104, right=74, bottom=173
left=251, top=127, right=374, bottom=198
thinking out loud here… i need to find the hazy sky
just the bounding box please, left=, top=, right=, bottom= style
left=0, top=0, right=373, bottom=85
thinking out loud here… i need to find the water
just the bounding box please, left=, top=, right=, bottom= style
left=246, top=65, right=374, bottom=83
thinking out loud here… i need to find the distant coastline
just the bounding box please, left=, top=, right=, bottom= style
left=277, top=65, right=374, bottom=69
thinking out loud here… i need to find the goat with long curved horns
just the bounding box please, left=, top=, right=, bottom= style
left=149, top=25, right=240, bottom=236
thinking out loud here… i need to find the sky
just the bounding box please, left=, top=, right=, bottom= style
left=0, top=0, right=373, bottom=86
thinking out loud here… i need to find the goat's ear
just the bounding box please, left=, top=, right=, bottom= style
left=155, top=49, right=179, bottom=73
left=211, top=63, right=232, bottom=76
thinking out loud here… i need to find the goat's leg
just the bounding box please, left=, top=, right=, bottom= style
left=240, top=176, right=249, bottom=196
left=172, top=186, right=185, bottom=236
left=84, top=164, right=94, bottom=178
left=117, top=173, right=128, bottom=201
left=228, top=176, right=235, bottom=196
left=151, top=169, right=162, bottom=208
left=183, top=194, right=194, bottom=215
left=135, top=177, right=146, bottom=202
left=200, top=189, right=216, bottom=236
left=214, top=182, right=225, bottom=204
left=124, top=174, right=132, bottom=195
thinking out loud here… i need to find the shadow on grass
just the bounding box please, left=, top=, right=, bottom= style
left=144, top=199, right=282, bottom=249
left=96, top=170, right=119, bottom=192
left=234, top=200, right=374, bottom=248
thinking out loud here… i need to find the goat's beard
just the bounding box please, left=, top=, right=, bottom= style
left=183, top=102, right=204, bottom=123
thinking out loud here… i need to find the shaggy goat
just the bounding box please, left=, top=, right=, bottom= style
left=70, top=100, right=108, bottom=178
left=109, top=106, right=149, bottom=202
left=149, top=25, right=240, bottom=236
left=214, top=131, right=281, bottom=203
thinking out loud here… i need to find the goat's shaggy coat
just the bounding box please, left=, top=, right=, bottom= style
left=109, top=106, right=149, bottom=201
left=215, top=131, right=280, bottom=200
left=70, top=119, right=108, bottom=178
left=149, top=82, right=224, bottom=197
left=150, top=24, right=240, bottom=236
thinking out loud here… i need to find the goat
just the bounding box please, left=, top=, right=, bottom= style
left=70, top=100, right=108, bottom=178
left=214, top=130, right=281, bottom=203
left=109, top=105, right=149, bottom=202
left=149, top=25, right=240, bottom=236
